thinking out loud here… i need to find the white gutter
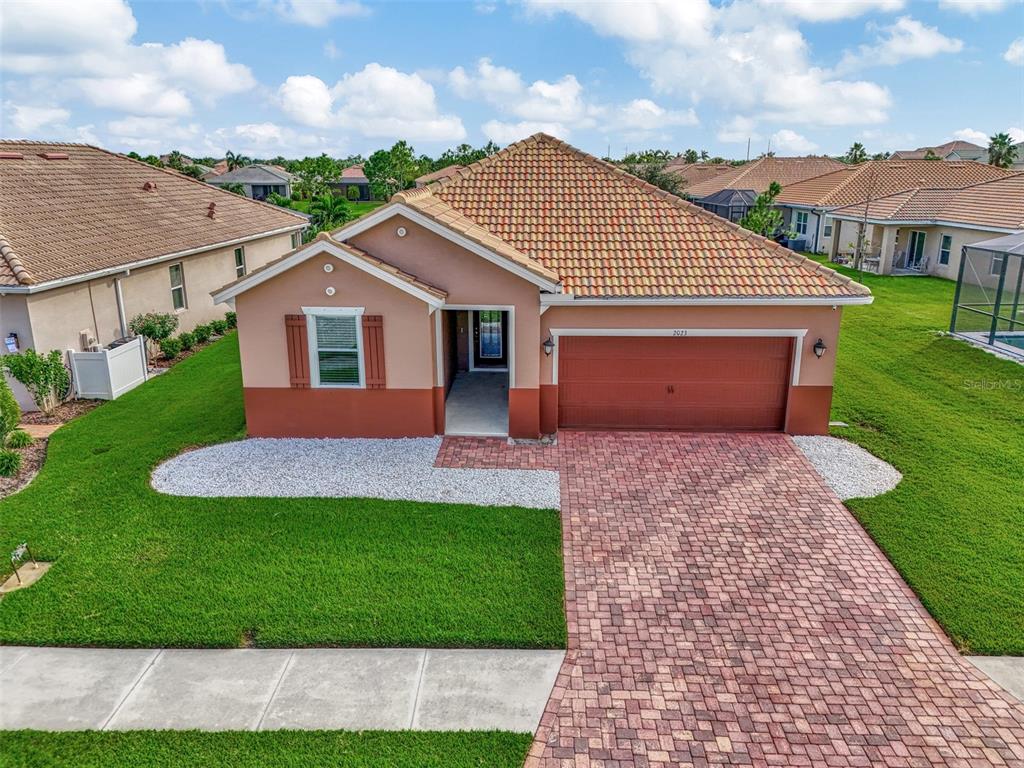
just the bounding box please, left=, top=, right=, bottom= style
left=539, top=294, right=873, bottom=307
left=826, top=216, right=1019, bottom=233
left=0, top=223, right=306, bottom=296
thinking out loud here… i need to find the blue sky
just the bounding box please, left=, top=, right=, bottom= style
left=2, top=0, right=1022, bottom=160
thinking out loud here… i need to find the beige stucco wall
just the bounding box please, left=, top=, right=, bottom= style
left=236, top=250, right=433, bottom=390
left=0, top=294, right=36, bottom=408
left=348, top=216, right=541, bottom=388
left=540, top=304, right=843, bottom=387
left=23, top=230, right=295, bottom=356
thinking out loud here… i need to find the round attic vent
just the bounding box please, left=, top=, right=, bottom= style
left=325, top=286, right=336, bottom=297
left=323, top=263, right=334, bottom=273
left=396, top=226, right=407, bottom=238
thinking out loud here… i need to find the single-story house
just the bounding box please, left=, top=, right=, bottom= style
left=0, top=141, right=307, bottom=409
left=890, top=140, right=986, bottom=162
left=694, top=188, right=759, bottom=223
left=685, top=156, right=845, bottom=222
left=825, top=173, right=1024, bottom=280
left=777, top=160, right=1014, bottom=256
left=213, top=134, right=871, bottom=440
left=206, top=164, right=294, bottom=200
left=332, top=165, right=371, bottom=200
left=415, top=164, right=465, bottom=188
left=663, top=161, right=733, bottom=192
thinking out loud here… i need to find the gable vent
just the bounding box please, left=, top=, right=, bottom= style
left=39, top=152, right=69, bottom=160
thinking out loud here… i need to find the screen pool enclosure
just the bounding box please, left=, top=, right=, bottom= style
left=950, top=233, right=1024, bottom=360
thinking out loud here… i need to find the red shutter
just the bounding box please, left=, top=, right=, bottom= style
left=285, top=314, right=310, bottom=388
left=362, top=315, right=386, bottom=389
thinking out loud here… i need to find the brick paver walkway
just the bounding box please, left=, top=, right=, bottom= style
left=437, top=432, right=1024, bottom=767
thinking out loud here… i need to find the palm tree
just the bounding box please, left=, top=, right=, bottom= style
left=988, top=132, right=1019, bottom=169
left=309, top=194, right=353, bottom=231
left=683, top=149, right=698, bottom=164
left=225, top=150, right=251, bottom=171
left=844, top=142, right=867, bottom=164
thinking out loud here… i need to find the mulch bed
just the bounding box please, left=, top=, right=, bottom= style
left=20, top=399, right=101, bottom=426
left=149, top=332, right=231, bottom=369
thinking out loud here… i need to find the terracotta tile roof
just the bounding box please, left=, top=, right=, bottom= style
left=890, top=140, right=986, bottom=160
left=684, top=156, right=846, bottom=200
left=212, top=231, right=447, bottom=301
left=778, top=159, right=1014, bottom=209
left=0, top=141, right=306, bottom=288
left=830, top=173, right=1024, bottom=231
left=389, top=134, right=868, bottom=299
left=415, top=164, right=465, bottom=186
left=663, top=162, right=734, bottom=190
left=340, top=165, right=368, bottom=182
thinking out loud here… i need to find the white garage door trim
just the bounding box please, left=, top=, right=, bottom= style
left=549, top=328, right=809, bottom=387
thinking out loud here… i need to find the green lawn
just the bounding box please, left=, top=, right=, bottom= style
left=0, top=334, right=566, bottom=648
left=290, top=199, right=384, bottom=217
left=809, top=256, right=1024, bottom=654
left=0, top=731, right=532, bottom=768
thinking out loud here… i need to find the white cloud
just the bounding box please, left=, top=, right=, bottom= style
left=762, top=0, right=904, bottom=21
left=770, top=129, right=818, bottom=154
left=482, top=120, right=569, bottom=144
left=210, top=122, right=341, bottom=157
left=324, top=40, right=340, bottom=60
left=278, top=64, right=466, bottom=142
left=938, top=0, right=1009, bottom=15
left=951, top=127, right=989, bottom=144
left=612, top=99, right=697, bottom=130
left=474, top=2, right=498, bottom=13
left=836, top=16, right=963, bottom=73
left=526, top=1, right=893, bottom=128
left=1005, top=37, right=1024, bottom=65
left=1010, top=127, right=1024, bottom=143
left=4, top=103, right=71, bottom=134
left=265, top=0, right=369, bottom=27
left=0, top=0, right=254, bottom=121
left=717, top=115, right=761, bottom=144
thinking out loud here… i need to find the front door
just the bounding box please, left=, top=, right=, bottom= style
left=472, top=310, right=508, bottom=369
left=908, top=230, right=926, bottom=269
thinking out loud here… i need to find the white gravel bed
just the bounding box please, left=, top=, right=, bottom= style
left=151, top=437, right=560, bottom=509
left=792, top=435, right=902, bottom=500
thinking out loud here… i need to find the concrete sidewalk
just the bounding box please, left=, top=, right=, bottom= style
left=0, top=647, right=563, bottom=732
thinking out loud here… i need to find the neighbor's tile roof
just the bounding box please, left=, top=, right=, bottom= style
left=206, top=164, right=293, bottom=184
left=212, top=231, right=447, bottom=301
left=890, top=140, right=985, bottom=160
left=830, top=173, right=1024, bottom=231
left=340, top=165, right=368, bottom=182
left=0, top=141, right=306, bottom=287
left=684, top=156, right=846, bottom=199
left=663, top=162, right=734, bottom=189
left=415, top=164, right=465, bottom=186
left=387, top=134, right=868, bottom=299
left=778, top=159, right=1014, bottom=209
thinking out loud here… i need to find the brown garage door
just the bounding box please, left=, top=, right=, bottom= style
left=558, top=336, right=791, bottom=431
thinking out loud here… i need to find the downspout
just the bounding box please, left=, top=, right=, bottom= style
left=114, top=273, right=129, bottom=338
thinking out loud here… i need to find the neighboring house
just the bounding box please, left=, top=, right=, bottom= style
left=693, top=189, right=759, bottom=224
left=825, top=173, right=1024, bottom=281
left=1012, top=142, right=1024, bottom=171
left=663, top=161, right=733, bottom=192
left=684, top=156, right=845, bottom=222
left=0, top=141, right=307, bottom=409
left=415, top=164, right=465, bottom=188
left=206, top=164, right=294, bottom=200
left=332, top=165, right=372, bottom=200
left=890, top=140, right=986, bottom=162
left=777, top=159, right=1014, bottom=255
left=203, top=159, right=230, bottom=178
left=213, top=134, right=871, bottom=441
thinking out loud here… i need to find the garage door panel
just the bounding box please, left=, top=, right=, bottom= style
left=557, top=336, right=790, bottom=431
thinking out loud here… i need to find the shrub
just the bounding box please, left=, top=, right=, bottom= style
left=209, top=319, right=228, bottom=335
left=0, top=374, right=20, bottom=443
left=225, top=311, right=237, bottom=329
left=0, top=448, right=21, bottom=477
left=6, top=429, right=32, bottom=449
left=2, top=349, right=69, bottom=415
left=178, top=332, right=195, bottom=351
left=160, top=337, right=183, bottom=360
left=128, top=312, right=178, bottom=343
left=346, top=185, right=360, bottom=201
left=192, top=324, right=212, bottom=344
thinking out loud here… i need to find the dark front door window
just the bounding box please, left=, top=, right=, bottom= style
left=472, top=310, right=508, bottom=369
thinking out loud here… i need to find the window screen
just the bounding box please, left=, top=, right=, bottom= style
left=314, top=315, right=360, bottom=385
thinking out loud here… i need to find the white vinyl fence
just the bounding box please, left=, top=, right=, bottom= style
left=68, top=336, right=149, bottom=400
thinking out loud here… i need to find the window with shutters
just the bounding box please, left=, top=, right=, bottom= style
left=305, top=307, right=364, bottom=387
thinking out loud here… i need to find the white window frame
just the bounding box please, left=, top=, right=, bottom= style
left=290, top=232, right=301, bottom=249
left=938, top=235, right=952, bottom=266
left=234, top=246, right=246, bottom=278
left=169, top=262, right=187, bottom=310
left=303, top=306, right=365, bottom=388
left=794, top=211, right=809, bottom=236
left=990, top=254, right=1005, bottom=277
left=823, top=217, right=833, bottom=238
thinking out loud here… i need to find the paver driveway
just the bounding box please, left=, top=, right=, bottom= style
left=437, top=432, right=1024, bottom=767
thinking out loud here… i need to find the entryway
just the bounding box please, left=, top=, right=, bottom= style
left=441, top=308, right=511, bottom=436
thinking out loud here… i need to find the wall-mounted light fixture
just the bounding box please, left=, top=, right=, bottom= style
left=813, top=338, right=827, bottom=358
left=542, top=336, right=554, bottom=356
